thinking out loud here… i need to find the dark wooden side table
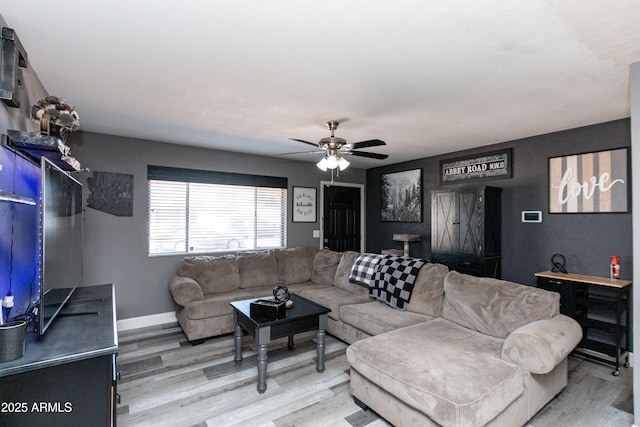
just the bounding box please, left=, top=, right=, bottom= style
left=230, top=293, right=331, bottom=393
left=535, top=270, right=632, bottom=375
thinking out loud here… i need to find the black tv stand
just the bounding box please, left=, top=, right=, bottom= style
left=0, top=284, right=118, bottom=426
left=58, top=311, right=100, bottom=317
left=66, top=297, right=106, bottom=305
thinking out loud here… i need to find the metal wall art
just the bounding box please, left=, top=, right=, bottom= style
left=87, top=171, right=134, bottom=216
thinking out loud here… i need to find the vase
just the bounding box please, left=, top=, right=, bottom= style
left=40, top=112, right=70, bottom=144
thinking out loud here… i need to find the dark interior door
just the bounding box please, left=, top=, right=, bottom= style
left=322, top=185, right=361, bottom=252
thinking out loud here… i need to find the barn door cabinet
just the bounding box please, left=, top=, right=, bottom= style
left=430, top=186, right=501, bottom=278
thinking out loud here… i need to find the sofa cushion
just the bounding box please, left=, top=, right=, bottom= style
left=334, top=251, right=369, bottom=297
left=183, top=290, right=256, bottom=320
left=177, top=256, right=241, bottom=294
left=346, top=319, right=523, bottom=427
left=169, top=276, right=204, bottom=306
left=243, top=282, right=332, bottom=298
left=442, top=271, right=560, bottom=339
left=274, top=247, right=317, bottom=285
left=341, top=301, right=434, bottom=336
left=285, top=282, right=333, bottom=295
left=405, top=262, right=448, bottom=317
left=311, top=249, right=342, bottom=286
left=501, top=314, right=582, bottom=374
left=299, top=287, right=371, bottom=321
left=237, top=251, right=279, bottom=289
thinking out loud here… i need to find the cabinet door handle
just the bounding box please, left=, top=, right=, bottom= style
left=116, top=393, right=121, bottom=404
left=549, top=280, right=563, bottom=285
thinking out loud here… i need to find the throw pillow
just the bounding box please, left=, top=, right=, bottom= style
left=442, top=271, right=560, bottom=339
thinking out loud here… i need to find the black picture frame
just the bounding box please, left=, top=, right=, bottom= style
left=380, top=168, right=422, bottom=222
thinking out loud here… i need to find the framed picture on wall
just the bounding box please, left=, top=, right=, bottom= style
left=548, top=147, right=629, bottom=213
left=380, top=168, right=422, bottom=222
left=292, top=186, right=317, bottom=222
left=439, top=148, right=512, bottom=185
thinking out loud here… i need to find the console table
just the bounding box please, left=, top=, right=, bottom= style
left=535, top=271, right=632, bottom=375
left=0, top=284, right=118, bottom=426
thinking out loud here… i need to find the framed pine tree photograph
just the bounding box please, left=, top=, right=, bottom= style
left=380, top=169, right=422, bottom=222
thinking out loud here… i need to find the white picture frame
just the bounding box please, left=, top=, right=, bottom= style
left=292, top=186, right=317, bottom=222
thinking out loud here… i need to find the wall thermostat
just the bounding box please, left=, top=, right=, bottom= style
left=521, top=211, right=542, bottom=223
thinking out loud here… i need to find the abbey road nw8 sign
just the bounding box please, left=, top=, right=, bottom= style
left=440, top=149, right=512, bottom=184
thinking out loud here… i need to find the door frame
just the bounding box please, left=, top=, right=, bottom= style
left=319, top=180, right=366, bottom=251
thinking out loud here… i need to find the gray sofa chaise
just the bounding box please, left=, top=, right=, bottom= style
left=168, top=247, right=582, bottom=426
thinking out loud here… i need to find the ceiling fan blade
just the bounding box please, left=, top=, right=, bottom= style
left=346, top=151, right=389, bottom=160
left=348, top=139, right=386, bottom=149
left=277, top=150, right=325, bottom=155
left=289, top=138, right=319, bottom=148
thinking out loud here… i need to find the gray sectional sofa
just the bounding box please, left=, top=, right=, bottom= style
left=168, top=247, right=582, bottom=426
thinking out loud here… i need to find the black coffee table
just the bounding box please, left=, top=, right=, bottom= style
left=230, top=293, right=331, bottom=393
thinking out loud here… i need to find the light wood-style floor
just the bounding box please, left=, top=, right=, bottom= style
left=116, top=323, right=633, bottom=427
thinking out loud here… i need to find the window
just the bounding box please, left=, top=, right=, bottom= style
left=148, top=166, right=287, bottom=256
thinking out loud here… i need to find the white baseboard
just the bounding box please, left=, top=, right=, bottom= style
left=117, top=311, right=177, bottom=332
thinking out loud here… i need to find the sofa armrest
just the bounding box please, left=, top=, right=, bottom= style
left=169, top=276, right=205, bottom=306
left=501, top=314, right=582, bottom=374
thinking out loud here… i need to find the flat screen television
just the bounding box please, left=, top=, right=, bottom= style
left=38, top=157, right=83, bottom=334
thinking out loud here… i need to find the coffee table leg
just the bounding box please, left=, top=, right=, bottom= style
left=234, top=315, right=243, bottom=364
left=316, top=313, right=328, bottom=373
left=288, top=334, right=294, bottom=349
left=257, top=343, right=268, bottom=393
left=256, top=326, right=271, bottom=393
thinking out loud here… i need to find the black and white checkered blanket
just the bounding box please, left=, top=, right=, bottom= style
left=369, top=255, right=426, bottom=310
left=349, top=253, right=386, bottom=287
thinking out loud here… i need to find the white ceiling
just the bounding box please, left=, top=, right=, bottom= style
left=1, top=1, right=639, bottom=168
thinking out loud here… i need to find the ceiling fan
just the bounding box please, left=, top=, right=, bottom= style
left=290, top=120, right=388, bottom=171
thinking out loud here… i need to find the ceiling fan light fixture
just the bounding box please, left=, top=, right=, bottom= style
left=337, top=156, right=350, bottom=171
left=316, top=157, right=329, bottom=171
left=325, top=154, right=339, bottom=170
left=291, top=120, right=387, bottom=174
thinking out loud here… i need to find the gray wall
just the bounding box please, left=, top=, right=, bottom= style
left=69, top=131, right=366, bottom=320
left=0, top=15, right=47, bottom=135
left=366, top=119, right=632, bottom=286
left=630, top=60, right=639, bottom=426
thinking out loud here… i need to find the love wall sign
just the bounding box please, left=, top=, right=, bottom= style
left=549, top=148, right=628, bottom=213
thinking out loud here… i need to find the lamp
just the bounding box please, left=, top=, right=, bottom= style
left=325, top=154, right=339, bottom=170
left=337, top=156, right=350, bottom=171
left=316, top=153, right=350, bottom=172
left=316, top=157, right=329, bottom=171
left=393, top=233, right=421, bottom=257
